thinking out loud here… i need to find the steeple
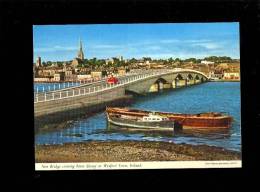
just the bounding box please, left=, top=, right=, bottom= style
left=77, top=38, right=84, bottom=60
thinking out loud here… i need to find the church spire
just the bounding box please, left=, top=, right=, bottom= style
left=77, top=37, right=84, bottom=60
left=79, top=38, right=83, bottom=51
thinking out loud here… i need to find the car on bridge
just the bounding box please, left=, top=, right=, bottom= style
left=106, top=76, right=119, bottom=84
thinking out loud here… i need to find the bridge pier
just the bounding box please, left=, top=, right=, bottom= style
left=177, top=79, right=186, bottom=87
left=149, top=84, right=159, bottom=92
left=163, top=82, right=172, bottom=89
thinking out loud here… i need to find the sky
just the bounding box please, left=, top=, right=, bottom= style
left=33, top=23, right=239, bottom=62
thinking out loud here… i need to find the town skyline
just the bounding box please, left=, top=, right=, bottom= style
left=33, top=23, right=240, bottom=62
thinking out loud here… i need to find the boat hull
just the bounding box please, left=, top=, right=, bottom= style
left=107, top=115, right=175, bottom=131
left=167, top=116, right=232, bottom=129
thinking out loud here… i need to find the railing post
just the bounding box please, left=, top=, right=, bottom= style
left=44, top=92, right=46, bottom=101
left=36, top=94, right=38, bottom=103
left=54, top=84, right=56, bottom=91
left=66, top=90, right=68, bottom=97
left=94, top=87, right=96, bottom=92
left=42, top=86, right=44, bottom=92
left=52, top=92, right=54, bottom=100
left=73, top=89, right=75, bottom=96
left=59, top=84, right=60, bottom=89
left=36, top=87, right=38, bottom=93
left=48, top=86, right=50, bottom=92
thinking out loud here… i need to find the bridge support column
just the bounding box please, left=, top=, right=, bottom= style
left=172, top=80, right=177, bottom=88
left=158, top=82, right=164, bottom=90
left=149, top=84, right=159, bottom=92
left=178, top=80, right=186, bottom=87
left=195, top=79, right=201, bottom=84
left=163, top=83, right=172, bottom=89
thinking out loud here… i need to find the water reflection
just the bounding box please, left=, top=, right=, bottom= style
left=106, top=123, right=231, bottom=140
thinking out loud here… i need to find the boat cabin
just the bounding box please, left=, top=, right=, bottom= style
left=142, top=114, right=168, bottom=122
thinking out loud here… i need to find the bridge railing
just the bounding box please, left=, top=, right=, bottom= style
left=34, top=77, right=109, bottom=93
left=34, top=70, right=173, bottom=103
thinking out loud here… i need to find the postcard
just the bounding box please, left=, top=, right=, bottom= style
left=34, top=23, right=241, bottom=170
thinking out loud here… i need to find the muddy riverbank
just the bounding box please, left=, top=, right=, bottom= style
left=35, top=141, right=241, bottom=162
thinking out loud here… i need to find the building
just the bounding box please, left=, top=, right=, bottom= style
left=209, top=70, right=224, bottom=79
left=77, top=74, right=92, bottom=80
left=223, top=72, right=240, bottom=80
left=36, top=57, right=42, bottom=67
left=118, top=69, right=126, bottom=76
left=53, top=72, right=65, bottom=81
left=118, top=56, right=123, bottom=61
left=201, top=60, right=215, bottom=65
left=71, top=58, right=81, bottom=68
left=106, top=58, right=115, bottom=64
left=91, top=71, right=102, bottom=79
left=53, top=73, right=61, bottom=81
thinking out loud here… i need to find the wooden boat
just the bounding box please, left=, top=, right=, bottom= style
left=106, top=107, right=233, bottom=129
left=106, top=110, right=176, bottom=132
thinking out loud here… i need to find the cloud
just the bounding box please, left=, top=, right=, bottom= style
left=145, top=46, right=162, bottom=51
left=160, top=39, right=181, bottom=44
left=91, top=44, right=123, bottom=49
left=190, top=42, right=222, bottom=50
left=34, top=45, right=78, bottom=52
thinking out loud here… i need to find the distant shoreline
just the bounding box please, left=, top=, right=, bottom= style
left=209, top=79, right=240, bottom=82
left=35, top=141, right=241, bottom=162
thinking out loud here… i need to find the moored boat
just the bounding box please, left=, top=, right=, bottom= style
left=106, top=107, right=233, bottom=129
left=106, top=110, right=176, bottom=132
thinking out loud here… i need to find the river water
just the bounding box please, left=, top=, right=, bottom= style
left=35, top=82, right=241, bottom=151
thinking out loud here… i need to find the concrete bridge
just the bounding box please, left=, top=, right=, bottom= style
left=34, top=69, right=208, bottom=130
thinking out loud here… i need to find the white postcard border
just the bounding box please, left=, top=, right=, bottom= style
left=35, top=160, right=241, bottom=170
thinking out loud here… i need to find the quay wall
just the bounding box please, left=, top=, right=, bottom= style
left=34, top=87, right=131, bottom=131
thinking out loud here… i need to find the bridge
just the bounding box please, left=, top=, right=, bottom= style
left=34, top=69, right=208, bottom=130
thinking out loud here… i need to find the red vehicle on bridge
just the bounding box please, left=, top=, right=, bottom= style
left=106, top=76, right=119, bottom=84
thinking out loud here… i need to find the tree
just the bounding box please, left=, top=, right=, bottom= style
left=168, top=57, right=174, bottom=63
left=143, top=57, right=152, bottom=61
left=185, top=58, right=197, bottom=63
left=46, top=61, right=52, bottom=66
left=129, top=58, right=137, bottom=63
left=174, top=58, right=181, bottom=62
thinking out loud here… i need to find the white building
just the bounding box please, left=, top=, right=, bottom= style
left=201, top=60, right=215, bottom=65
left=53, top=73, right=61, bottom=81
left=77, top=74, right=92, bottom=80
